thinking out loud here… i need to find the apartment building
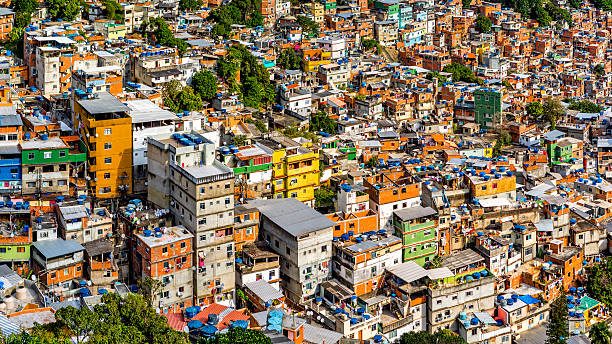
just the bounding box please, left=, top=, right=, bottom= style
left=71, top=66, right=123, bottom=98
left=374, top=21, right=398, bottom=46
left=74, top=92, right=133, bottom=199
left=0, top=211, right=32, bottom=271
left=0, top=112, right=22, bottom=194
left=251, top=198, right=335, bottom=303
left=317, top=63, right=350, bottom=87
left=20, top=136, right=70, bottom=195
left=467, top=171, right=516, bottom=202
left=223, top=143, right=273, bottom=200
left=364, top=170, right=421, bottom=229
left=258, top=136, right=320, bottom=207
left=148, top=132, right=236, bottom=306
left=57, top=205, right=112, bottom=243
left=332, top=233, right=402, bottom=296
left=125, top=99, right=176, bottom=194
left=234, top=204, right=260, bottom=252
left=393, top=206, right=438, bottom=266
left=132, top=226, right=194, bottom=312
left=261, top=0, right=275, bottom=25
left=235, top=241, right=280, bottom=289
left=428, top=249, right=496, bottom=333
left=31, top=238, right=85, bottom=289
left=474, top=89, right=503, bottom=129
left=0, top=8, right=14, bottom=41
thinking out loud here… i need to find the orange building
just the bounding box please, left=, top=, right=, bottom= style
left=0, top=8, right=14, bottom=41
left=132, top=226, right=194, bottom=312
left=326, top=210, right=378, bottom=238
left=545, top=240, right=584, bottom=291
left=234, top=204, right=260, bottom=252
left=31, top=238, right=85, bottom=288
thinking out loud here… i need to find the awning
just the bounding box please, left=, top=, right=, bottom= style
left=479, top=198, right=512, bottom=208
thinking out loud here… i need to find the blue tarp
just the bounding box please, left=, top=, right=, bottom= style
left=519, top=295, right=540, bottom=305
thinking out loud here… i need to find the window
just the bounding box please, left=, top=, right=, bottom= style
left=17, top=247, right=24, bottom=252
left=104, top=157, right=112, bottom=164
left=58, top=180, right=67, bottom=186
left=28, top=153, right=34, bottom=160
left=59, top=151, right=66, bottom=157
left=200, top=203, right=206, bottom=210
left=64, top=268, right=70, bottom=276
left=104, top=128, right=112, bottom=135
left=162, top=247, right=168, bottom=254
left=104, top=173, right=111, bottom=179
left=286, top=247, right=291, bottom=255
left=104, top=143, right=112, bottom=150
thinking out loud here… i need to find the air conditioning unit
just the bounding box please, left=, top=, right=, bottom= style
left=177, top=291, right=183, bottom=297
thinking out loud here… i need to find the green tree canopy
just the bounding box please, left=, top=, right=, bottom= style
left=162, top=80, right=202, bottom=113
left=179, top=0, right=203, bottom=11
left=542, top=98, right=565, bottom=129
left=191, top=70, right=218, bottom=101
left=426, top=72, right=448, bottom=83
left=361, top=39, right=379, bottom=52
left=10, top=0, right=37, bottom=14
left=150, top=18, right=188, bottom=56
left=277, top=48, right=301, bottom=70
left=47, top=0, right=82, bottom=21
left=589, top=321, right=612, bottom=344
left=296, top=15, right=319, bottom=35
left=102, top=0, right=123, bottom=21
left=526, top=101, right=543, bottom=119
left=200, top=327, right=272, bottom=344
left=309, top=111, right=337, bottom=134
left=546, top=292, right=569, bottom=344
left=475, top=15, right=491, bottom=33
left=314, top=186, right=336, bottom=211
left=595, top=64, right=606, bottom=75
left=442, top=63, right=484, bottom=85
left=568, top=100, right=603, bottom=113
left=586, top=258, right=612, bottom=307
left=207, top=0, right=263, bottom=38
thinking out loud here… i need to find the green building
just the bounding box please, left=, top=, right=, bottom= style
left=544, top=132, right=581, bottom=165
left=374, top=0, right=399, bottom=19
left=474, top=89, right=503, bottom=129
left=393, top=206, right=438, bottom=266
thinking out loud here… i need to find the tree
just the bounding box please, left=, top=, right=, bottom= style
left=4, top=28, right=25, bottom=59
left=475, top=15, right=491, bottom=33
left=595, top=64, right=606, bottom=75
left=526, top=102, right=543, bottom=119
left=102, top=0, right=123, bottom=21
left=47, top=0, right=82, bottom=21
left=545, top=292, right=569, bottom=344
left=568, top=101, right=603, bottom=113
left=314, top=187, right=336, bottom=211
left=179, top=0, right=203, bottom=11
left=398, top=330, right=468, bottom=344
left=245, top=118, right=268, bottom=133
left=176, top=87, right=202, bottom=112
left=462, top=0, right=471, bottom=7
left=589, top=322, right=612, bottom=344
left=309, top=111, right=337, bottom=134
left=443, top=63, right=484, bottom=85
left=10, top=0, right=37, bottom=14
left=365, top=157, right=377, bottom=168
left=569, top=0, right=582, bottom=8
left=55, top=306, right=100, bottom=344
left=150, top=18, right=188, bottom=56
left=542, top=98, right=565, bottom=129
left=233, top=135, right=247, bottom=146
left=277, top=48, right=301, bottom=70
left=426, top=72, right=448, bottom=83
left=362, top=39, right=379, bottom=52
left=137, top=276, right=163, bottom=306
left=296, top=15, right=319, bottom=35
left=586, top=258, right=612, bottom=307
left=200, top=327, right=272, bottom=344
left=191, top=70, right=218, bottom=101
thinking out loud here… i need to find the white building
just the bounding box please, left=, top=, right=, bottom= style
left=317, top=37, right=346, bottom=60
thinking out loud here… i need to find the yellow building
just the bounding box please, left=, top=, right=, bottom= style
left=467, top=172, right=516, bottom=201
left=74, top=92, right=132, bottom=199
left=302, top=49, right=331, bottom=73
left=258, top=136, right=320, bottom=207
left=306, top=2, right=324, bottom=24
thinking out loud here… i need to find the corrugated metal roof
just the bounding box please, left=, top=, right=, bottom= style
left=303, top=323, right=343, bottom=344
left=388, top=261, right=428, bottom=283
left=394, top=205, right=437, bottom=222
left=0, top=314, right=20, bottom=336
left=245, top=279, right=283, bottom=303
left=33, top=238, right=84, bottom=259
left=59, top=205, right=88, bottom=220
left=249, top=198, right=336, bottom=237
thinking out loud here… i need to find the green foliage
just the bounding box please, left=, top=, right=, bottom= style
left=47, top=0, right=82, bottom=21
left=200, top=327, right=272, bottom=344
left=541, top=98, right=564, bottom=129
left=475, top=15, right=491, bottom=33
left=208, top=0, right=263, bottom=38
left=568, top=101, right=603, bottom=113
left=282, top=126, right=319, bottom=142
left=26, top=293, right=187, bottom=344
left=586, top=258, right=612, bottom=307
left=277, top=48, right=301, bottom=70
left=502, top=80, right=512, bottom=89
left=191, top=70, right=218, bottom=101
left=362, top=39, right=379, bottom=52
left=595, top=64, right=606, bottom=75
left=137, top=276, right=164, bottom=307
left=526, top=101, right=543, bottom=119
left=492, top=130, right=511, bottom=157
left=162, top=81, right=203, bottom=112
left=309, top=111, right=337, bottom=134
left=150, top=18, right=188, bottom=56
left=314, top=186, right=336, bottom=210
left=546, top=292, right=569, bottom=344
left=296, top=15, right=319, bottom=35
left=179, top=0, right=203, bottom=11
left=365, top=157, right=377, bottom=168
left=102, top=0, right=123, bottom=21
left=217, top=44, right=275, bottom=109
left=398, top=329, right=468, bottom=344
left=245, top=118, right=268, bottom=132
left=442, top=63, right=484, bottom=85
left=233, top=135, right=248, bottom=146
left=593, top=0, right=612, bottom=10
left=589, top=321, right=612, bottom=344
left=462, top=0, right=471, bottom=7
left=4, top=28, right=25, bottom=59
left=503, top=0, right=570, bottom=27
left=10, top=0, right=37, bottom=14
left=546, top=4, right=572, bottom=26
left=426, top=72, right=448, bottom=83
left=569, top=0, right=582, bottom=8
left=14, top=11, right=31, bottom=28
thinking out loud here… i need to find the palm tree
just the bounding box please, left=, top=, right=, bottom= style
left=590, top=321, right=612, bottom=344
